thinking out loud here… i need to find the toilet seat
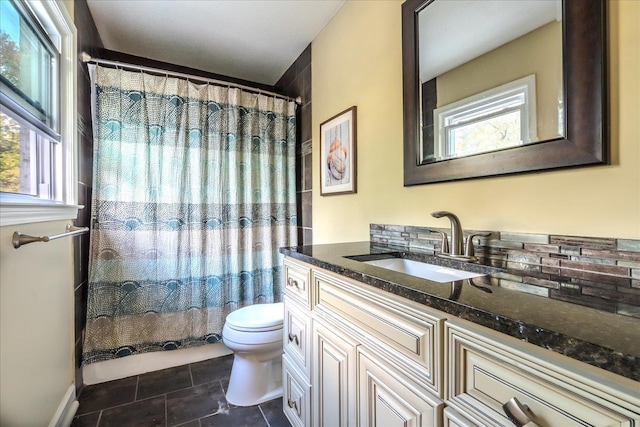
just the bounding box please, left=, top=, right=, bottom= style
left=225, top=302, right=284, bottom=332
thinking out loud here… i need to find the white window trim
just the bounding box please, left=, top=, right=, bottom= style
left=433, top=74, right=537, bottom=160
left=0, top=0, right=79, bottom=227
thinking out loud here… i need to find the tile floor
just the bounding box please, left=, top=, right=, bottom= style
left=71, top=355, right=292, bottom=427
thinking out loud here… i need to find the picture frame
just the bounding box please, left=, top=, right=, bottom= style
left=320, top=106, right=357, bottom=196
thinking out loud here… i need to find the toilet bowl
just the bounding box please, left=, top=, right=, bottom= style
left=222, top=302, right=284, bottom=406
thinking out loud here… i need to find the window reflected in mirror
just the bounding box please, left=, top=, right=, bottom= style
left=418, top=0, right=562, bottom=164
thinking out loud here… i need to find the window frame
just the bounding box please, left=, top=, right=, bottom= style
left=0, top=0, right=78, bottom=226
left=432, top=74, right=538, bottom=161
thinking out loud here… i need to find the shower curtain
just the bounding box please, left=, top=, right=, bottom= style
left=82, top=65, right=297, bottom=364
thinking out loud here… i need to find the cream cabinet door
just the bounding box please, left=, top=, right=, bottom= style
left=357, top=347, right=444, bottom=427
left=312, top=317, right=358, bottom=427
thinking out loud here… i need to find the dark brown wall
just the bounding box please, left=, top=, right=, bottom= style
left=74, top=0, right=103, bottom=394
left=276, top=45, right=312, bottom=245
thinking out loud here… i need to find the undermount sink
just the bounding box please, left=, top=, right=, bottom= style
left=362, top=257, right=485, bottom=283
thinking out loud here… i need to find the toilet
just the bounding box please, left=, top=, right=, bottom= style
left=222, top=302, right=284, bottom=406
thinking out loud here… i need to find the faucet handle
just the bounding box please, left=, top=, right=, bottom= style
left=464, top=232, right=491, bottom=257
left=428, top=229, right=449, bottom=254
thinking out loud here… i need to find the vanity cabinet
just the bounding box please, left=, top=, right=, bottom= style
left=445, top=319, right=640, bottom=426
left=282, top=257, right=640, bottom=427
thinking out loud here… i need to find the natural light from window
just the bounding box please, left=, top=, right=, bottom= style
left=0, top=0, right=77, bottom=226
left=434, top=75, right=537, bottom=160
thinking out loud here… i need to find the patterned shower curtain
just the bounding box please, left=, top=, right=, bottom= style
left=82, top=65, right=297, bottom=364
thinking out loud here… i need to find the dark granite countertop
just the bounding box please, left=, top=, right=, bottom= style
left=280, top=242, right=640, bottom=382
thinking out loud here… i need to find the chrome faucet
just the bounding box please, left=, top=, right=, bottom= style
left=430, top=211, right=490, bottom=262
left=431, top=211, right=464, bottom=256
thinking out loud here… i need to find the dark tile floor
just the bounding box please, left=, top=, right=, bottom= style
left=72, top=355, right=292, bottom=427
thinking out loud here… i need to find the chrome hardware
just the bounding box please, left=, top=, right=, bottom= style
left=287, top=399, right=300, bottom=416
left=431, top=211, right=464, bottom=256
left=464, top=232, right=491, bottom=258
left=288, top=332, right=299, bottom=345
left=503, top=397, right=540, bottom=427
left=12, top=224, right=89, bottom=249
left=431, top=211, right=490, bottom=262
left=427, top=229, right=449, bottom=254
left=287, top=278, right=299, bottom=288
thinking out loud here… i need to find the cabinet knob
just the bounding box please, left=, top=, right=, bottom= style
left=503, top=397, right=540, bottom=427
left=288, top=332, right=300, bottom=345
left=287, top=399, right=300, bottom=416
left=287, top=277, right=299, bottom=288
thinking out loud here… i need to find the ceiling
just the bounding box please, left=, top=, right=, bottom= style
left=86, top=0, right=346, bottom=86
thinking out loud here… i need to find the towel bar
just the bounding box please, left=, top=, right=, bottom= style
left=12, top=224, right=89, bottom=249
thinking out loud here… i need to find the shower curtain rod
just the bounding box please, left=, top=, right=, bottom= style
left=81, top=52, right=302, bottom=105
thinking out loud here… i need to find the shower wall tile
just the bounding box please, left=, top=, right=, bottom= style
left=74, top=282, right=87, bottom=343
left=303, top=153, right=313, bottom=191
left=301, top=103, right=312, bottom=144
left=301, top=191, right=312, bottom=228
left=74, top=339, right=84, bottom=410
left=371, top=223, right=640, bottom=319
left=276, top=44, right=312, bottom=246
left=78, top=132, right=94, bottom=186
left=295, top=148, right=303, bottom=193
left=75, top=0, right=103, bottom=394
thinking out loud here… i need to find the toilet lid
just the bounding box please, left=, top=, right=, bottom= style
left=226, top=302, right=284, bottom=332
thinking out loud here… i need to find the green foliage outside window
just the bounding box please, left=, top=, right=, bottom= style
left=0, top=30, right=21, bottom=193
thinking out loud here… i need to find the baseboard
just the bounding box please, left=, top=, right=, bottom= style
left=48, top=384, right=79, bottom=427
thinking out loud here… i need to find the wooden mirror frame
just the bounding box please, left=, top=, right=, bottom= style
left=402, top=0, right=608, bottom=185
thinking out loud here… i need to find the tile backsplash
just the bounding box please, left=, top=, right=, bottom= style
left=370, top=224, right=640, bottom=319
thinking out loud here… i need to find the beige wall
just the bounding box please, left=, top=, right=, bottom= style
left=312, top=0, right=639, bottom=243
left=437, top=21, right=562, bottom=141
left=0, top=221, right=75, bottom=426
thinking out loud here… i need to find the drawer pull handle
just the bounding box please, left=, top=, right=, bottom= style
left=503, top=397, right=540, bottom=427
left=287, top=278, right=300, bottom=288
left=287, top=399, right=300, bottom=416
left=288, top=332, right=299, bottom=345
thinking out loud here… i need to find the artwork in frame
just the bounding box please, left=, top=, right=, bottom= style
left=320, top=106, right=357, bottom=195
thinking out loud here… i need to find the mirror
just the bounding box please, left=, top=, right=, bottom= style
left=402, top=0, right=607, bottom=185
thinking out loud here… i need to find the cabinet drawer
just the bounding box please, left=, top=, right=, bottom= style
left=283, top=299, right=311, bottom=378
left=314, top=269, right=445, bottom=396
left=283, top=259, right=311, bottom=308
left=445, top=320, right=640, bottom=427
left=283, top=354, right=311, bottom=427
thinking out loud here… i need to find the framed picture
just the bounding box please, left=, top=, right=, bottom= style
left=320, top=106, right=357, bottom=195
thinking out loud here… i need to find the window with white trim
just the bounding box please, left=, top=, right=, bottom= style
left=0, top=0, right=77, bottom=225
left=433, top=75, right=537, bottom=160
